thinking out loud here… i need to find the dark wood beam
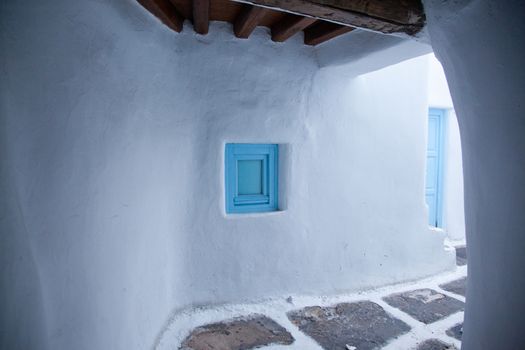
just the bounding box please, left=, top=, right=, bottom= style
left=271, top=14, right=316, bottom=42
left=232, top=0, right=425, bottom=35
left=137, top=0, right=184, bottom=32
left=234, top=5, right=269, bottom=38
left=314, top=0, right=424, bottom=25
left=304, top=21, right=354, bottom=46
left=192, top=0, right=210, bottom=34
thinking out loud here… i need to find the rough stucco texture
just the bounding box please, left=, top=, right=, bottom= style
left=1, top=0, right=453, bottom=349
left=424, top=0, right=525, bottom=348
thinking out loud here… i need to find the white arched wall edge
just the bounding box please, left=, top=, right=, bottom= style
left=424, top=0, right=525, bottom=348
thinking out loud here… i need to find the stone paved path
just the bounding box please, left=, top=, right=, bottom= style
left=160, top=254, right=467, bottom=350
left=416, top=339, right=457, bottom=350
left=180, top=314, right=294, bottom=350
left=287, top=301, right=410, bottom=350
left=439, top=277, right=466, bottom=297
left=455, top=246, right=467, bottom=266
left=446, top=323, right=463, bottom=341
left=383, top=288, right=464, bottom=324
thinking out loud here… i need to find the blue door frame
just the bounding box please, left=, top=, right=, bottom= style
left=425, top=108, right=446, bottom=228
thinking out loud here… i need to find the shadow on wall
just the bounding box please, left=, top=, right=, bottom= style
left=0, top=163, right=49, bottom=350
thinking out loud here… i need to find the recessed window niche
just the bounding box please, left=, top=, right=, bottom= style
left=225, top=143, right=278, bottom=214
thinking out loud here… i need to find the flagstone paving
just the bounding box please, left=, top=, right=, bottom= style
left=416, top=339, right=457, bottom=350
left=439, top=277, right=467, bottom=297
left=287, top=301, right=410, bottom=350
left=383, top=289, right=464, bottom=324
left=179, top=314, right=294, bottom=350
left=446, top=323, right=463, bottom=341
left=169, top=265, right=467, bottom=350
left=455, top=246, right=467, bottom=266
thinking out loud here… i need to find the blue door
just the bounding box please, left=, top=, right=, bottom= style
left=425, top=108, right=445, bottom=227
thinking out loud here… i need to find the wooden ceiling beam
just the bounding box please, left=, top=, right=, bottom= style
left=303, top=0, right=423, bottom=25
left=234, top=5, right=269, bottom=38
left=304, top=21, right=354, bottom=46
left=192, top=0, right=210, bottom=34
left=193, top=0, right=210, bottom=35
left=232, top=0, right=425, bottom=35
left=137, top=0, right=184, bottom=32
left=271, top=14, right=316, bottom=42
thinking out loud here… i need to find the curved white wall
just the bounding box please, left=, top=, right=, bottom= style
left=424, top=0, right=525, bottom=348
left=1, top=1, right=454, bottom=349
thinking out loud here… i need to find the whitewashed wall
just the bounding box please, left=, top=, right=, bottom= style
left=426, top=54, right=466, bottom=242
left=1, top=1, right=454, bottom=349
left=424, top=0, right=525, bottom=348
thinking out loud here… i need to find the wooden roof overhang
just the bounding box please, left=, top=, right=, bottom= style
left=137, top=0, right=425, bottom=46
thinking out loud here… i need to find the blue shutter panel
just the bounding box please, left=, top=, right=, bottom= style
left=225, top=144, right=278, bottom=213
left=237, top=160, right=263, bottom=195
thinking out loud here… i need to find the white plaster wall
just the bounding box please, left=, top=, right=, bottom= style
left=442, top=109, right=466, bottom=242
left=426, top=54, right=466, bottom=242
left=314, top=28, right=432, bottom=71
left=427, top=54, right=453, bottom=107
left=1, top=1, right=453, bottom=349
left=187, top=54, right=454, bottom=309
left=424, top=0, right=525, bottom=348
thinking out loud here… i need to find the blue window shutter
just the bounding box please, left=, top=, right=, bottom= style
left=237, top=160, right=263, bottom=195
left=225, top=144, right=278, bottom=213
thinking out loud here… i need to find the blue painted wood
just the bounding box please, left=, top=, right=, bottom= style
left=425, top=108, right=446, bottom=227
left=225, top=144, right=278, bottom=213
left=237, top=159, right=263, bottom=195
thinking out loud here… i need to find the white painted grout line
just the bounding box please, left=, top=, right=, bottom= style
left=381, top=311, right=463, bottom=350
left=259, top=309, right=324, bottom=350
left=434, top=286, right=466, bottom=303
left=156, top=267, right=468, bottom=350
